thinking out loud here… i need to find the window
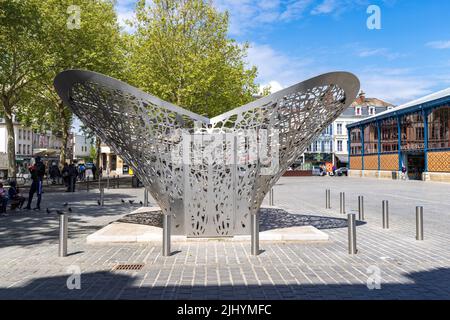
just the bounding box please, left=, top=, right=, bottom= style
left=355, top=107, right=362, bottom=116
left=350, top=128, right=362, bottom=155
left=337, top=140, right=343, bottom=152
left=428, top=105, right=450, bottom=149
left=337, top=123, right=343, bottom=135
left=369, top=107, right=376, bottom=115
left=314, top=141, right=319, bottom=152
left=27, top=145, right=31, bottom=154
left=364, top=123, right=378, bottom=154
left=18, top=129, right=22, bottom=140
left=400, top=112, right=424, bottom=151
left=381, top=118, right=399, bottom=152
left=28, top=130, right=31, bottom=140
left=18, top=144, right=21, bottom=154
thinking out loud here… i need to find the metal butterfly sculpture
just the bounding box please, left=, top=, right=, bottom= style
left=54, top=70, right=359, bottom=237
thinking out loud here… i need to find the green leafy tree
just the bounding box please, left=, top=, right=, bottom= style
left=0, top=0, right=51, bottom=177
left=18, top=0, right=125, bottom=166
left=127, top=0, right=260, bottom=118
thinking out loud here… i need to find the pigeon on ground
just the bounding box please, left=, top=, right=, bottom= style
left=97, top=200, right=101, bottom=206
left=121, top=199, right=125, bottom=203
left=46, top=208, right=51, bottom=214
left=129, top=200, right=135, bottom=204
left=139, top=201, right=143, bottom=206
left=63, top=203, right=68, bottom=207
left=68, top=208, right=72, bottom=212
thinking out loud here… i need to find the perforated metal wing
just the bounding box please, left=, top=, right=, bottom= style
left=54, top=70, right=359, bottom=237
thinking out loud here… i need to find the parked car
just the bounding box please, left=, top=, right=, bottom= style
left=85, top=162, right=94, bottom=169
left=312, top=166, right=326, bottom=176
left=336, top=167, right=348, bottom=176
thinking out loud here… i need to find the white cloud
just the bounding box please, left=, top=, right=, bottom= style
left=311, top=0, right=337, bottom=15
left=360, top=75, right=433, bottom=105
left=247, top=43, right=317, bottom=88
left=214, top=0, right=337, bottom=35
left=280, top=0, right=314, bottom=21
left=355, top=47, right=403, bottom=60
left=115, top=0, right=137, bottom=33
left=426, top=41, right=450, bottom=50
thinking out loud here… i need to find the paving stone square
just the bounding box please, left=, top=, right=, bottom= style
left=1, top=177, right=450, bottom=299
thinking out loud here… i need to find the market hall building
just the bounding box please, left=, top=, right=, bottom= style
left=347, top=88, right=450, bottom=182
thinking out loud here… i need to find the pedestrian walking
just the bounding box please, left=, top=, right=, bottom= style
left=25, top=156, right=46, bottom=211
left=67, top=163, right=78, bottom=192
left=49, top=162, right=60, bottom=185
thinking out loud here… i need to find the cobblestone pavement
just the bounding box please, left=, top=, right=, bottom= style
left=1, top=177, right=450, bottom=299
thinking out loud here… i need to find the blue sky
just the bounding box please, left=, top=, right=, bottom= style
left=115, top=0, right=450, bottom=106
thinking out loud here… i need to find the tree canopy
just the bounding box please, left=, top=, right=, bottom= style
left=0, top=0, right=264, bottom=175
left=127, top=0, right=260, bottom=118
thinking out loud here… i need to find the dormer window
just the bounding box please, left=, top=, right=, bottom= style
left=369, top=107, right=376, bottom=115
left=355, top=107, right=362, bottom=116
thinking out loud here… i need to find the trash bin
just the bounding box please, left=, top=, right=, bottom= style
left=391, top=171, right=397, bottom=180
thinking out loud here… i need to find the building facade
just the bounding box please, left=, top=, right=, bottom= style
left=301, top=92, right=393, bottom=169
left=72, top=134, right=93, bottom=161
left=0, top=116, right=34, bottom=176
left=99, top=143, right=129, bottom=175
left=347, top=88, right=450, bottom=182
left=32, top=130, right=64, bottom=165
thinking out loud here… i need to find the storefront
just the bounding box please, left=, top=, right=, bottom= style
left=347, top=88, right=450, bottom=182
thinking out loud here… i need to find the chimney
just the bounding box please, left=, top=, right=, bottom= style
left=358, top=90, right=366, bottom=103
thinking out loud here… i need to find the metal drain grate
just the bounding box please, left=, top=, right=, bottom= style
left=112, top=263, right=144, bottom=271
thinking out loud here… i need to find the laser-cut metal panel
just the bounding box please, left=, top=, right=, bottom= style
left=54, top=70, right=359, bottom=237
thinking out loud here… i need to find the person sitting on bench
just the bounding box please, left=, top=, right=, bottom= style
left=8, top=181, right=25, bottom=210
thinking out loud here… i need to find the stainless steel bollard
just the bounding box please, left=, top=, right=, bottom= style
left=416, top=206, right=424, bottom=241
left=269, top=188, right=274, bottom=206
left=325, top=189, right=331, bottom=209
left=340, top=192, right=346, bottom=214
left=162, top=214, right=171, bottom=256
left=116, top=176, right=120, bottom=189
left=382, top=200, right=389, bottom=229
left=100, top=186, right=104, bottom=206
left=59, top=212, right=68, bottom=257
left=107, top=175, right=110, bottom=189
left=144, top=188, right=149, bottom=207
left=348, top=213, right=357, bottom=255
left=251, top=213, right=260, bottom=256
left=358, top=196, right=364, bottom=221
left=327, top=189, right=331, bottom=209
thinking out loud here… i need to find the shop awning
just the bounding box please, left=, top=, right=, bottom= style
left=335, top=154, right=348, bottom=163
left=33, top=149, right=59, bottom=157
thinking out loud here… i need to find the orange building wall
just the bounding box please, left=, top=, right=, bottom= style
left=364, top=155, right=379, bottom=170
left=380, top=154, right=399, bottom=171
left=350, top=156, right=362, bottom=170
left=428, top=151, right=450, bottom=172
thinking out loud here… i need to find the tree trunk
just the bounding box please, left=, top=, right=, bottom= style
left=59, top=128, right=69, bottom=167
left=95, top=136, right=101, bottom=167
left=3, top=98, right=17, bottom=179
left=58, top=102, right=70, bottom=167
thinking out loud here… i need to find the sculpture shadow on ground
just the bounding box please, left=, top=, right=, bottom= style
left=116, top=207, right=366, bottom=232
left=0, top=267, right=449, bottom=300
left=258, top=208, right=366, bottom=232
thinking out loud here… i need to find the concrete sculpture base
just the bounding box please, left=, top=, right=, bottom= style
left=86, top=207, right=329, bottom=244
